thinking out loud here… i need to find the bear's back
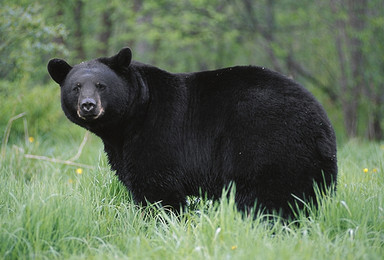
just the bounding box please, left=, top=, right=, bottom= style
left=174, top=66, right=330, bottom=137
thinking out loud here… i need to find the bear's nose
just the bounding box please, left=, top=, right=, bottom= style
left=80, top=98, right=96, bottom=112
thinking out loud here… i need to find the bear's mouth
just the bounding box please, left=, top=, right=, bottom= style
left=77, top=106, right=105, bottom=121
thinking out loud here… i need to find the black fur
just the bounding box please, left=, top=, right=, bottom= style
left=48, top=47, right=337, bottom=217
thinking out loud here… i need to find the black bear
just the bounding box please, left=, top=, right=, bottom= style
left=48, top=47, right=337, bottom=217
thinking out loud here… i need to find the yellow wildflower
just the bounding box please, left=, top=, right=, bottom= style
left=372, top=168, right=378, bottom=173
left=76, top=168, right=83, bottom=174
left=231, top=245, right=238, bottom=250
left=363, top=168, right=368, bottom=173
left=28, top=137, right=35, bottom=143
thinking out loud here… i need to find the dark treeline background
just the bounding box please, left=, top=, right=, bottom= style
left=1, top=0, right=383, bottom=142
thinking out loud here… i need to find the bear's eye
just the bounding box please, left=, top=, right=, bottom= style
left=73, top=83, right=81, bottom=93
left=96, top=82, right=106, bottom=91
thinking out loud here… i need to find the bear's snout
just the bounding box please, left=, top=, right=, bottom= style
left=77, top=96, right=104, bottom=121
left=81, top=98, right=96, bottom=112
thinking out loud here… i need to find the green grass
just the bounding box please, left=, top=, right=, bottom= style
left=1, top=133, right=383, bottom=259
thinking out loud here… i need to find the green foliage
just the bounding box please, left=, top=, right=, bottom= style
left=0, top=3, right=67, bottom=83
left=0, top=139, right=383, bottom=259
left=111, top=0, right=244, bottom=71
left=0, top=81, right=86, bottom=145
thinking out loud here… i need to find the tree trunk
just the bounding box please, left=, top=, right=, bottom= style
left=365, top=81, right=384, bottom=140
left=347, top=0, right=368, bottom=138
left=240, top=0, right=284, bottom=72
left=367, top=107, right=383, bottom=140
left=73, top=0, right=86, bottom=60
left=330, top=0, right=368, bottom=138
left=52, top=4, right=65, bottom=46
left=97, top=9, right=113, bottom=57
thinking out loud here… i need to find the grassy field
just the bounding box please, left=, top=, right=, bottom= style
left=1, top=129, right=383, bottom=259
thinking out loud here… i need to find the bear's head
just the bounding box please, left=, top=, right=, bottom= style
left=47, top=47, right=136, bottom=132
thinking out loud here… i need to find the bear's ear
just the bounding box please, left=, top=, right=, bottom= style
left=112, top=47, right=132, bottom=69
left=47, top=59, right=73, bottom=85
left=117, top=47, right=132, bottom=67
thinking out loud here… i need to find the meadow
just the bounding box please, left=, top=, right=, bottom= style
left=0, top=113, right=383, bottom=260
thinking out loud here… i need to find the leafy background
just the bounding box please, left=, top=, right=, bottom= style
left=1, top=0, right=384, bottom=143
